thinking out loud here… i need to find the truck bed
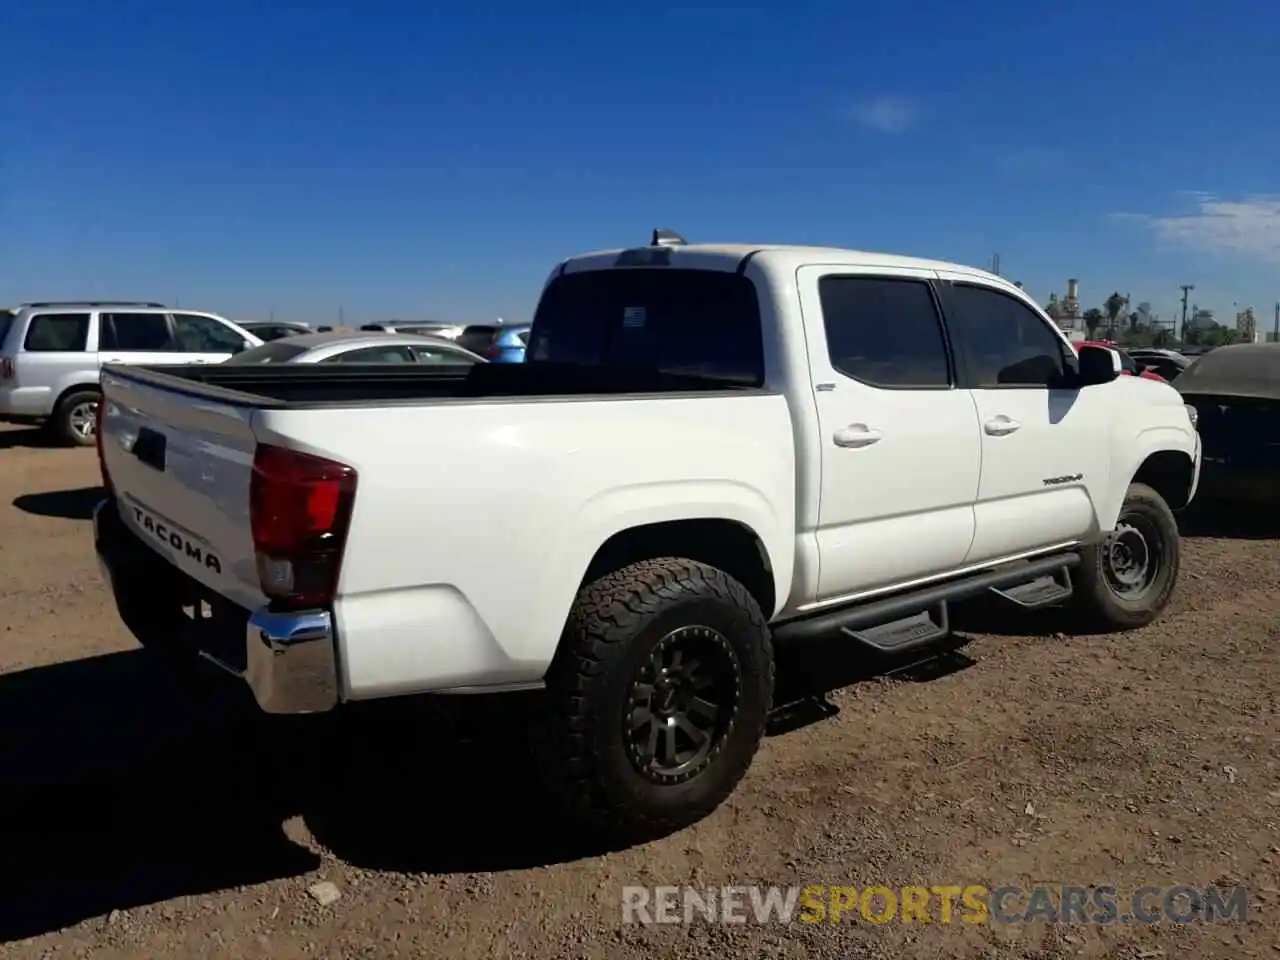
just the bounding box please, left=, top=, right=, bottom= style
left=107, top=361, right=767, bottom=407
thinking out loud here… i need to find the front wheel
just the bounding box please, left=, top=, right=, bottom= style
left=1071, top=482, right=1181, bottom=631
left=537, top=558, right=774, bottom=844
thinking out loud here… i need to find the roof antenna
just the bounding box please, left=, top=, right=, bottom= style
left=651, top=228, right=687, bottom=247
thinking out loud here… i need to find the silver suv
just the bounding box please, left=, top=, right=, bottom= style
left=0, top=301, right=262, bottom=446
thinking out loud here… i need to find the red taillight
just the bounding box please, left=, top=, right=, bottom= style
left=249, top=444, right=357, bottom=610
left=95, top=399, right=112, bottom=494
left=0, top=358, right=13, bottom=381
left=484, top=343, right=501, bottom=360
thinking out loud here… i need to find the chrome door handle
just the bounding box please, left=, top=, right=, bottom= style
left=833, top=424, right=883, bottom=448
left=984, top=415, right=1021, bottom=436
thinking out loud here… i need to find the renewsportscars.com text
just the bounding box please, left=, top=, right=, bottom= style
left=621, top=884, right=1248, bottom=926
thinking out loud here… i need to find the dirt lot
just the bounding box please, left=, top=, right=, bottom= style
left=0, top=421, right=1277, bottom=959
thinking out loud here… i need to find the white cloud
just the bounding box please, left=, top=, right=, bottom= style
left=848, top=96, right=918, bottom=134
left=1117, top=194, right=1280, bottom=262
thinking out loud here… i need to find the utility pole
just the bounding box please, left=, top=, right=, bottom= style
left=1273, top=301, right=1279, bottom=343
left=338, top=303, right=345, bottom=326
left=1179, top=284, right=1194, bottom=341
left=269, top=307, right=276, bottom=322
left=991, top=253, right=1001, bottom=276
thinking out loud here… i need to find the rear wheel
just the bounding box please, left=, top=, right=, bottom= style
left=537, top=558, right=774, bottom=843
left=52, top=389, right=100, bottom=447
left=1072, top=482, right=1180, bottom=631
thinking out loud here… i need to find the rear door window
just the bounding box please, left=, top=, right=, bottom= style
left=817, top=276, right=952, bottom=387
left=99, top=312, right=177, bottom=352
left=23, top=313, right=91, bottom=352
left=529, top=269, right=765, bottom=384
left=0, top=310, right=14, bottom=348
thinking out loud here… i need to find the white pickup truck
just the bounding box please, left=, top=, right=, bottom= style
left=93, top=232, right=1201, bottom=842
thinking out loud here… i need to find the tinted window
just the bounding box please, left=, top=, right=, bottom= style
left=818, top=277, right=951, bottom=387
left=409, top=344, right=479, bottom=365
left=325, top=345, right=414, bottom=363
left=173, top=313, right=247, bottom=352
left=1117, top=350, right=1138, bottom=374
left=517, top=331, right=530, bottom=346
left=529, top=269, right=764, bottom=384
left=456, top=325, right=500, bottom=353
left=100, top=312, right=175, bottom=352
left=24, top=313, right=91, bottom=352
left=0, top=310, right=13, bottom=348
left=248, top=326, right=291, bottom=341
left=947, top=285, right=1068, bottom=388
left=223, top=341, right=310, bottom=364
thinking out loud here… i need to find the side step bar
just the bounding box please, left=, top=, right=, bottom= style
left=773, top=552, right=1080, bottom=653
left=988, top=566, right=1074, bottom=609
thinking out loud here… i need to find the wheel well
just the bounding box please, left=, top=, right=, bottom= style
left=53, top=383, right=101, bottom=415
left=1133, top=450, right=1195, bottom=510
left=581, top=519, right=776, bottom=616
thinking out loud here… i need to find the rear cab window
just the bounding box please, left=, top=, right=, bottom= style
left=528, top=268, right=765, bottom=385
left=24, top=313, right=92, bottom=352
left=0, top=310, right=14, bottom=349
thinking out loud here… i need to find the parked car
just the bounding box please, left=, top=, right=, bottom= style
left=359, top=321, right=465, bottom=339
left=224, top=331, right=485, bottom=366
left=93, top=231, right=1200, bottom=843
left=1126, top=348, right=1192, bottom=382
left=1177, top=342, right=1280, bottom=504
left=1078, top=340, right=1167, bottom=383
left=238, top=320, right=313, bottom=342
left=0, top=301, right=261, bottom=446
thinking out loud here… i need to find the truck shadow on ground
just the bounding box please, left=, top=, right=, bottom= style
left=0, top=634, right=976, bottom=940
left=1177, top=500, right=1280, bottom=540
left=12, top=485, right=105, bottom=521
left=0, top=427, right=53, bottom=450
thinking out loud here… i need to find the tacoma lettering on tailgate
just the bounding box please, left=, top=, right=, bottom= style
left=133, top=506, right=223, bottom=574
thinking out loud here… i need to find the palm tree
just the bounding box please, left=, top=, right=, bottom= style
left=1104, top=292, right=1127, bottom=338
left=1083, top=308, right=1105, bottom=338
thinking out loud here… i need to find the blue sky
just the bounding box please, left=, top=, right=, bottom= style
left=2, top=0, right=1277, bottom=329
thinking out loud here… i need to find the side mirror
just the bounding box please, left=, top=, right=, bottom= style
left=1075, top=344, right=1122, bottom=386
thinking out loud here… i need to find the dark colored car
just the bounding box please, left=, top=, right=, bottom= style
left=238, top=320, right=313, bottom=342
left=1177, top=343, right=1280, bottom=505
left=1126, top=348, right=1192, bottom=382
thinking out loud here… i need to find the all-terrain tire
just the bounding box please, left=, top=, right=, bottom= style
left=52, top=389, right=100, bottom=447
left=1071, top=482, right=1180, bottom=631
left=537, top=557, right=774, bottom=844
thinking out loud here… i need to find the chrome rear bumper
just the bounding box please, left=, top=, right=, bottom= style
left=94, top=497, right=339, bottom=714
left=244, top=608, right=339, bottom=713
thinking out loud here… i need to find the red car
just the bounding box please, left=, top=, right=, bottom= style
left=1078, top=340, right=1167, bottom=383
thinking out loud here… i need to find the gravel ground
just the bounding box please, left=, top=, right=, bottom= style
left=0, top=421, right=1277, bottom=959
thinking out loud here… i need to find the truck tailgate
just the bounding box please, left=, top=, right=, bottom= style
left=99, top=368, right=266, bottom=611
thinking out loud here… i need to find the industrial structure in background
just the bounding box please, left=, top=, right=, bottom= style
left=1045, top=278, right=1084, bottom=335
left=1236, top=307, right=1258, bottom=343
